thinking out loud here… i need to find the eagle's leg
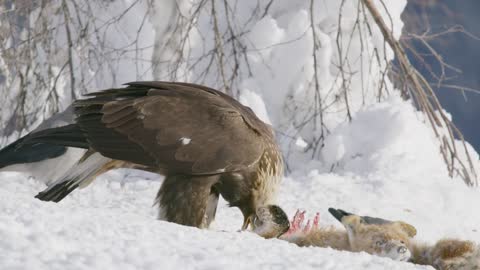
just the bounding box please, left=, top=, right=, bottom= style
left=205, top=186, right=220, bottom=227
left=155, top=174, right=220, bottom=228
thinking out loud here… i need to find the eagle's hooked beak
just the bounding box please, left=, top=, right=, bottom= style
left=242, top=214, right=255, bottom=230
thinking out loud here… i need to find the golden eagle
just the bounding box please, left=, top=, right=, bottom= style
left=23, top=81, right=285, bottom=233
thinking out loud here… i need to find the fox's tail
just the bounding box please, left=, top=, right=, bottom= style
left=410, top=239, right=480, bottom=269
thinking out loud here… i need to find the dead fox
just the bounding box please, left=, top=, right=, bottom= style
left=278, top=208, right=416, bottom=262
left=260, top=207, right=480, bottom=269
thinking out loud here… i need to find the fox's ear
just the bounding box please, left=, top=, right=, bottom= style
left=397, top=222, right=417, bottom=237
left=341, top=215, right=362, bottom=230
left=328, top=208, right=355, bottom=224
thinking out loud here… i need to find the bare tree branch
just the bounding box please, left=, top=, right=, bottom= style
left=362, top=0, right=478, bottom=186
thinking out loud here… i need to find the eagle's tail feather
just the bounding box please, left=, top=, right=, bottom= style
left=35, top=152, right=110, bottom=202
left=0, top=136, right=67, bottom=170
left=35, top=179, right=80, bottom=202
left=22, top=124, right=89, bottom=149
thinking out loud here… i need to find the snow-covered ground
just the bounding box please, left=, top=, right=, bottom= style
left=1, top=94, right=479, bottom=270
left=0, top=173, right=426, bottom=270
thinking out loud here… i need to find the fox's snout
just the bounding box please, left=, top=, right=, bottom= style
left=377, top=240, right=411, bottom=261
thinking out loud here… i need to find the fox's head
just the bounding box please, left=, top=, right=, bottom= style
left=329, top=208, right=417, bottom=262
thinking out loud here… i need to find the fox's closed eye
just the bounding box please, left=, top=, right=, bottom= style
left=376, top=240, right=386, bottom=247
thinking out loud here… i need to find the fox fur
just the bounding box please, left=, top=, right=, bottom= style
left=277, top=209, right=479, bottom=270
left=279, top=210, right=415, bottom=262
left=410, top=239, right=480, bottom=270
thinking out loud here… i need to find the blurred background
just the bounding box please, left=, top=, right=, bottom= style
left=402, top=0, right=480, bottom=154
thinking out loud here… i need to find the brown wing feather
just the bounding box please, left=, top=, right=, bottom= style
left=73, top=82, right=269, bottom=175
left=126, top=81, right=275, bottom=140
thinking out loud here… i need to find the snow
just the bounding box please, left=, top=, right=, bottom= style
left=2, top=94, right=479, bottom=269
left=1, top=0, right=480, bottom=269
left=0, top=171, right=427, bottom=270
left=239, top=90, right=272, bottom=125
left=295, top=137, right=308, bottom=149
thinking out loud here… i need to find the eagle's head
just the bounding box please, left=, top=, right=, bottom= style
left=239, top=143, right=284, bottom=233
left=250, top=205, right=290, bottom=239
